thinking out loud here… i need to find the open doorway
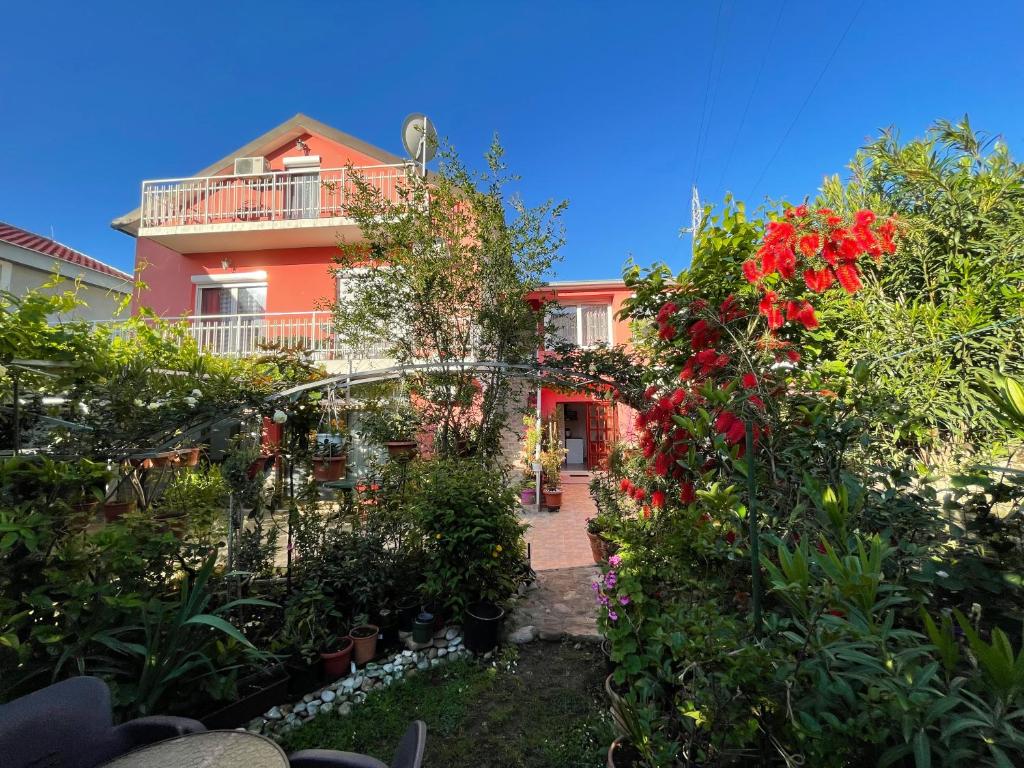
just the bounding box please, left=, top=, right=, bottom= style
left=554, top=401, right=616, bottom=471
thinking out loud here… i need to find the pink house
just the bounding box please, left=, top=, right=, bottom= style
left=111, top=113, right=413, bottom=368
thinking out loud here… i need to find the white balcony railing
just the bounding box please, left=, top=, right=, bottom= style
left=101, top=312, right=390, bottom=362
left=139, top=164, right=413, bottom=229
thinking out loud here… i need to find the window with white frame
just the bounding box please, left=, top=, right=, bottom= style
left=548, top=303, right=611, bottom=348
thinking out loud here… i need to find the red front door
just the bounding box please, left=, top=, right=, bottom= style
left=586, top=403, right=615, bottom=470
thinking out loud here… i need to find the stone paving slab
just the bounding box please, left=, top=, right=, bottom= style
left=507, top=565, right=603, bottom=644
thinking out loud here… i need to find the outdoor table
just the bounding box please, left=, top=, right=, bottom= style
left=97, top=730, right=289, bottom=768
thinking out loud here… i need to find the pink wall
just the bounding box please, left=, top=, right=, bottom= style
left=131, top=126, right=399, bottom=315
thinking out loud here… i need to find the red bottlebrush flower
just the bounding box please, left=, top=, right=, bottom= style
left=741, top=373, right=758, bottom=389
left=786, top=300, right=819, bottom=330
left=835, top=263, right=862, bottom=294
left=816, top=541, right=827, bottom=554
left=653, top=452, right=670, bottom=478
left=633, top=487, right=646, bottom=502
left=803, top=268, right=834, bottom=293
left=765, top=220, right=795, bottom=244
left=854, top=209, right=876, bottom=227
left=748, top=394, right=765, bottom=410
left=764, top=304, right=784, bottom=330
left=644, top=384, right=658, bottom=400
left=679, top=359, right=696, bottom=380
left=742, top=260, right=761, bottom=283
left=794, top=204, right=808, bottom=217
left=619, top=478, right=630, bottom=493
left=776, top=248, right=797, bottom=279
left=827, top=609, right=845, bottom=618
left=759, top=246, right=778, bottom=275
left=838, top=236, right=861, bottom=260
left=816, top=207, right=833, bottom=216
left=642, top=440, right=656, bottom=459
left=715, top=410, right=736, bottom=434
left=786, top=349, right=801, bottom=363
left=725, top=420, right=746, bottom=445
left=758, top=291, right=779, bottom=315
left=825, top=214, right=843, bottom=226
left=680, top=482, right=696, bottom=505
left=690, top=298, right=708, bottom=313
left=798, top=233, right=820, bottom=258
left=821, top=241, right=838, bottom=266
left=657, top=322, right=677, bottom=341
left=657, top=301, right=678, bottom=321
left=669, top=388, right=686, bottom=407
left=725, top=530, right=737, bottom=545
left=642, top=505, right=651, bottom=519
left=651, top=490, right=666, bottom=509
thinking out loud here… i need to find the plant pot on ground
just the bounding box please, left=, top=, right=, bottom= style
left=412, top=612, right=434, bottom=645
left=320, top=635, right=354, bottom=679
left=464, top=601, right=505, bottom=654
left=397, top=594, right=421, bottom=632
left=543, top=487, right=563, bottom=511
left=201, top=664, right=288, bottom=730
left=376, top=607, right=399, bottom=649
left=349, top=624, right=379, bottom=665
left=102, top=500, right=135, bottom=522
left=540, top=442, right=567, bottom=511
left=520, top=486, right=537, bottom=505
left=286, top=654, right=323, bottom=697
left=586, top=516, right=619, bottom=564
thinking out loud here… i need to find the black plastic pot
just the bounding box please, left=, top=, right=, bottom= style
left=285, top=656, right=323, bottom=698
left=397, top=595, right=420, bottom=632
left=464, top=601, right=505, bottom=654
left=201, top=664, right=288, bottom=729
left=377, top=607, right=399, bottom=649
left=412, top=612, right=434, bottom=644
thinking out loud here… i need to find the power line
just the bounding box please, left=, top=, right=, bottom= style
left=874, top=314, right=1024, bottom=364
left=690, top=0, right=726, bottom=184
left=749, top=0, right=867, bottom=199
left=719, top=0, right=787, bottom=191
left=695, top=0, right=735, bottom=186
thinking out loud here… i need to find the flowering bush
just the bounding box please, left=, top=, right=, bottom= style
left=596, top=197, right=1024, bottom=765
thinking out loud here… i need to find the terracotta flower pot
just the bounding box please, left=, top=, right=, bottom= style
left=587, top=531, right=608, bottom=563
left=349, top=624, right=379, bottom=666
left=320, top=637, right=354, bottom=679
left=385, top=441, right=418, bottom=460
left=102, top=501, right=135, bottom=523
left=178, top=447, right=201, bottom=467
left=312, top=454, right=347, bottom=482
left=147, top=451, right=176, bottom=468
left=543, top=488, right=563, bottom=511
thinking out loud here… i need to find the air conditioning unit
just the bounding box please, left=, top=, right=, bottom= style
left=233, top=156, right=270, bottom=175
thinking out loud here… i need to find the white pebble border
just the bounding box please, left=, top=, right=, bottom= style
left=246, top=625, right=479, bottom=737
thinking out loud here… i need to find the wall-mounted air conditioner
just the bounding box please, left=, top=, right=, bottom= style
left=233, top=157, right=270, bottom=175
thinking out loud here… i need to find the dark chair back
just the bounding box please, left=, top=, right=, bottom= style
left=390, top=720, right=426, bottom=768
left=0, top=676, right=125, bottom=768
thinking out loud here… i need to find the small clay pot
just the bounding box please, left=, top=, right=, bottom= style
left=349, top=624, right=379, bottom=666
left=320, top=637, right=354, bottom=679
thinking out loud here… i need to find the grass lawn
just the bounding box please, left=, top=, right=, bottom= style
left=276, top=641, right=615, bottom=767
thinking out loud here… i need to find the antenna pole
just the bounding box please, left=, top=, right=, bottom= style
left=421, top=116, right=428, bottom=177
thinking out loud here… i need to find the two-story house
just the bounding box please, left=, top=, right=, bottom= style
left=112, top=113, right=635, bottom=471
left=532, top=280, right=635, bottom=471
left=111, top=113, right=412, bottom=371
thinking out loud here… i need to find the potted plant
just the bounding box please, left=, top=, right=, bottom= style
left=519, top=471, right=537, bottom=505
left=320, top=636, right=354, bottom=679
left=586, top=515, right=619, bottom=564
left=360, top=402, right=421, bottom=459
left=464, top=601, right=505, bottom=654
left=540, top=445, right=567, bottom=511
left=412, top=612, right=434, bottom=645
left=311, top=433, right=348, bottom=482
left=349, top=621, right=379, bottom=665
left=176, top=446, right=202, bottom=467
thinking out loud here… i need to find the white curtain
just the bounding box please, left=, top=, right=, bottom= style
left=581, top=304, right=609, bottom=346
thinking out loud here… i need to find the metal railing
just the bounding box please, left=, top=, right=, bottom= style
left=139, top=164, right=413, bottom=229
left=101, top=312, right=390, bottom=361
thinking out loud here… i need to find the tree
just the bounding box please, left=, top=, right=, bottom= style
left=330, top=139, right=566, bottom=459
left=818, top=117, right=1024, bottom=456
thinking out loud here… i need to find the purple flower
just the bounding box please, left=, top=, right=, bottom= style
left=608, top=555, right=622, bottom=567
left=591, top=581, right=600, bottom=592
left=607, top=610, right=618, bottom=622
left=598, top=594, right=609, bottom=606
left=604, top=572, right=617, bottom=588
left=619, top=595, right=631, bottom=606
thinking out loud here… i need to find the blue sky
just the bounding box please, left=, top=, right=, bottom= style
left=1, top=1, right=1021, bottom=280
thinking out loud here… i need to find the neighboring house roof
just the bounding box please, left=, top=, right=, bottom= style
left=0, top=221, right=133, bottom=282
left=111, top=113, right=409, bottom=236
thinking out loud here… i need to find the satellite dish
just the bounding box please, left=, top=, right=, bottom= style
left=401, top=113, right=438, bottom=173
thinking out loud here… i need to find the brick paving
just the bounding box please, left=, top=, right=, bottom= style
left=521, top=481, right=598, bottom=572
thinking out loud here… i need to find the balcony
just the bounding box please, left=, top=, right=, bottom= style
left=138, top=164, right=412, bottom=253
left=103, top=312, right=391, bottom=369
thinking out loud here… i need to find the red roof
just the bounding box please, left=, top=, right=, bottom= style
left=0, top=221, right=132, bottom=282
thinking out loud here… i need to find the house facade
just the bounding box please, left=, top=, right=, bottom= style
left=111, top=113, right=413, bottom=371
left=532, top=280, right=636, bottom=471
left=0, top=221, right=132, bottom=321
left=112, top=114, right=636, bottom=470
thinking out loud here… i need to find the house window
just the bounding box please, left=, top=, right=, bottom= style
left=195, top=284, right=267, bottom=355
left=197, top=285, right=267, bottom=316
left=548, top=304, right=611, bottom=348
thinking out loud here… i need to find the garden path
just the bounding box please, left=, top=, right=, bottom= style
left=507, top=565, right=602, bottom=644
left=521, top=482, right=596, bottom=571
